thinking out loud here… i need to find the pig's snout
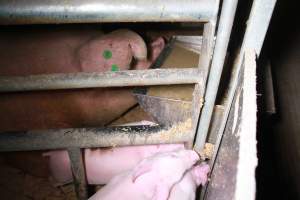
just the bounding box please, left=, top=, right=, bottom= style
left=192, top=163, right=210, bottom=186
left=173, top=150, right=200, bottom=170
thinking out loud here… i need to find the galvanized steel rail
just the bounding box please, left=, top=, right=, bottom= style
left=0, top=68, right=201, bottom=92
left=0, top=0, right=217, bottom=24
left=194, top=0, right=239, bottom=152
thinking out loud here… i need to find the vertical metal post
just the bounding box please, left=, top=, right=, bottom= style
left=194, top=0, right=239, bottom=152
left=199, top=22, right=217, bottom=79
left=190, top=23, right=215, bottom=148
left=201, top=0, right=277, bottom=199
left=189, top=0, right=219, bottom=148
left=209, top=0, right=277, bottom=165
left=67, top=148, right=88, bottom=200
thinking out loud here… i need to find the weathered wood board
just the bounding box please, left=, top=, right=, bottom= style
left=204, top=50, right=258, bottom=200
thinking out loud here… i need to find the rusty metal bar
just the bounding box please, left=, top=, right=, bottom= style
left=0, top=0, right=217, bottom=25
left=67, top=148, right=88, bottom=200
left=0, top=124, right=192, bottom=152
left=0, top=68, right=201, bottom=93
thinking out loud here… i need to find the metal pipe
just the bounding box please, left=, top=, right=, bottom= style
left=209, top=0, right=277, bottom=174
left=200, top=1, right=277, bottom=199
left=0, top=124, right=192, bottom=152
left=67, top=148, right=88, bottom=200
left=209, top=0, right=277, bottom=167
left=0, top=68, right=201, bottom=92
left=0, top=0, right=217, bottom=24
left=194, top=0, right=239, bottom=152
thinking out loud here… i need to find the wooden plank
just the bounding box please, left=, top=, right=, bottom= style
left=204, top=50, right=258, bottom=200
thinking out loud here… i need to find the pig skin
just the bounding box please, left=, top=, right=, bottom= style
left=88, top=149, right=199, bottom=200
left=0, top=29, right=164, bottom=131
left=78, top=29, right=147, bottom=72
left=44, top=144, right=185, bottom=185
left=168, top=163, right=210, bottom=200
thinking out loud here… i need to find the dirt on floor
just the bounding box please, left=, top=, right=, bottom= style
left=0, top=156, right=77, bottom=200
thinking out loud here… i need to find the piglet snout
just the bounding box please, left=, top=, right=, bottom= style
left=192, top=163, right=210, bottom=186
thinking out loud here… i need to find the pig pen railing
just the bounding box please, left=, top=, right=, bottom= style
left=0, top=0, right=217, bottom=24
left=0, top=125, right=194, bottom=199
left=0, top=0, right=242, bottom=199
left=0, top=68, right=201, bottom=92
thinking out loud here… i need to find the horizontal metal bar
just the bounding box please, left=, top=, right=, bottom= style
left=0, top=0, right=217, bottom=24
left=0, top=122, right=192, bottom=152
left=0, top=68, right=201, bottom=92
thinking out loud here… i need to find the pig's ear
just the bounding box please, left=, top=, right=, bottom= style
left=132, top=37, right=165, bottom=70
left=149, top=37, right=165, bottom=62
left=132, top=162, right=153, bottom=183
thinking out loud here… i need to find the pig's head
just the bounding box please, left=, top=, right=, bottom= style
left=132, top=149, right=199, bottom=184
left=191, top=163, right=210, bottom=186
left=131, top=149, right=199, bottom=200
left=78, top=29, right=147, bottom=72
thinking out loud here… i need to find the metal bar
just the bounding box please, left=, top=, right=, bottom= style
left=190, top=22, right=216, bottom=148
left=239, top=0, right=277, bottom=56
left=201, top=1, right=277, bottom=199
left=190, top=1, right=219, bottom=148
left=0, top=0, right=217, bottom=25
left=210, top=0, right=277, bottom=168
left=198, top=22, right=217, bottom=78
left=0, top=124, right=192, bottom=152
left=207, top=105, right=225, bottom=144
left=189, top=84, right=204, bottom=149
left=194, top=0, right=239, bottom=152
left=67, top=148, right=88, bottom=200
left=0, top=68, right=201, bottom=93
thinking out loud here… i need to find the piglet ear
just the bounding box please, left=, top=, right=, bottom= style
left=132, top=162, right=153, bottom=183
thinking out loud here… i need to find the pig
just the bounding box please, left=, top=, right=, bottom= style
left=43, top=143, right=185, bottom=185
left=0, top=28, right=165, bottom=131
left=0, top=29, right=148, bottom=76
left=168, top=163, right=210, bottom=200
left=88, top=149, right=199, bottom=200
left=78, top=29, right=147, bottom=72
